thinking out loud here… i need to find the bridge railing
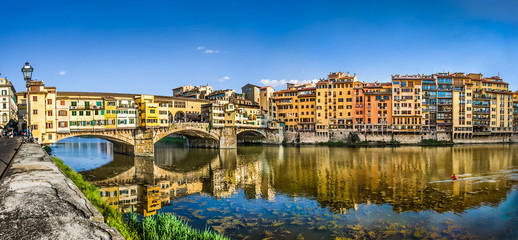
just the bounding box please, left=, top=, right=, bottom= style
left=168, top=122, right=210, bottom=131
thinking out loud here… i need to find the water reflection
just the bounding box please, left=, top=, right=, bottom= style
left=53, top=139, right=518, bottom=239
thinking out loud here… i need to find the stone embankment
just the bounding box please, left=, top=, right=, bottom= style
left=284, top=130, right=518, bottom=144
left=0, top=143, right=123, bottom=240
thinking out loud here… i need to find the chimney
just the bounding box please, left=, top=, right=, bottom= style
left=347, top=72, right=350, bottom=77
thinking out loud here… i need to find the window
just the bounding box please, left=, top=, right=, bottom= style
left=33, top=96, right=38, bottom=101
left=60, top=100, right=65, bottom=105
left=150, top=109, right=155, bottom=114
left=47, top=99, right=52, bottom=105
left=33, top=109, right=38, bottom=115
left=79, top=111, right=84, bottom=116
left=46, top=122, right=53, bottom=129
left=86, top=111, right=91, bottom=116
left=1, top=90, right=6, bottom=95
left=72, top=111, right=77, bottom=116
left=71, top=101, right=77, bottom=106
left=96, top=101, right=102, bottom=106
left=47, top=110, right=53, bottom=116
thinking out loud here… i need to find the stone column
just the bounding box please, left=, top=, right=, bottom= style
left=134, top=128, right=154, bottom=156
left=219, top=126, right=237, bottom=148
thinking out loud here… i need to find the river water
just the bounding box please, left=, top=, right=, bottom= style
left=51, top=137, right=518, bottom=239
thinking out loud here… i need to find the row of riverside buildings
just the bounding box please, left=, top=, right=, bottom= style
left=266, top=72, right=516, bottom=139
left=2, top=70, right=518, bottom=143
left=13, top=80, right=278, bottom=144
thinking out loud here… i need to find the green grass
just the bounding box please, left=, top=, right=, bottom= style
left=51, top=156, right=228, bottom=240
left=126, top=212, right=228, bottom=240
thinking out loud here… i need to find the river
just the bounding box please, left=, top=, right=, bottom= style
left=51, top=137, right=518, bottom=239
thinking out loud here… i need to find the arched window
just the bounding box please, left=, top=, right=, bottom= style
left=2, top=113, right=7, bottom=123
left=1, top=90, right=7, bottom=95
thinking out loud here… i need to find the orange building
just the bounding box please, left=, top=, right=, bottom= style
left=354, top=82, right=392, bottom=132
left=391, top=75, right=423, bottom=132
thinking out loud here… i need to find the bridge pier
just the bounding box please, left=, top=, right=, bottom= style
left=219, top=127, right=237, bottom=149
left=134, top=128, right=154, bottom=156
left=112, top=142, right=135, bottom=155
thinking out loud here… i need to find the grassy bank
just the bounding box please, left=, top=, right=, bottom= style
left=51, top=156, right=228, bottom=240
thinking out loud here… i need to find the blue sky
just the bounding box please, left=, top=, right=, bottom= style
left=0, top=0, right=517, bottom=95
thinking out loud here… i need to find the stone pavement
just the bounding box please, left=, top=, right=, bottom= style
left=0, top=137, right=22, bottom=180
left=0, top=143, right=124, bottom=240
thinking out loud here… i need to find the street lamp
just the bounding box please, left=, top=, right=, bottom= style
left=21, top=62, right=33, bottom=139
left=22, top=62, right=33, bottom=81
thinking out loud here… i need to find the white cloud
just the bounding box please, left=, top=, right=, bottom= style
left=259, top=78, right=319, bottom=88
left=196, top=46, right=220, bottom=54
left=205, top=49, right=219, bottom=54
left=218, top=76, right=230, bottom=82
left=58, top=70, right=66, bottom=76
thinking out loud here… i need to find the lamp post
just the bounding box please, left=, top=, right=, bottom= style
left=21, top=62, right=33, bottom=138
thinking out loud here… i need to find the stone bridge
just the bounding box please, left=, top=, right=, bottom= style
left=55, top=123, right=283, bottom=156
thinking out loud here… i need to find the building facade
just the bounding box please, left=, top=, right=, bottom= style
left=0, top=77, right=17, bottom=128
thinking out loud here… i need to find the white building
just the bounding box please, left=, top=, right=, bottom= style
left=116, top=99, right=138, bottom=128
left=0, top=77, right=18, bottom=129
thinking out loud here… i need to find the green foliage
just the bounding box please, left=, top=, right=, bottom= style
left=52, top=156, right=228, bottom=240
left=126, top=212, right=228, bottom=240
left=347, top=132, right=360, bottom=143
left=43, top=146, right=52, bottom=155
left=420, top=139, right=453, bottom=145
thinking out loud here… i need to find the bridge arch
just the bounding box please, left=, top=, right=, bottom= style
left=236, top=129, right=266, bottom=144
left=55, top=130, right=136, bottom=154
left=153, top=124, right=220, bottom=148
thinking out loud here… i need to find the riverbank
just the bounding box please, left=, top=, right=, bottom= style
left=284, top=130, right=517, bottom=145
left=0, top=143, right=123, bottom=239
left=51, top=154, right=228, bottom=240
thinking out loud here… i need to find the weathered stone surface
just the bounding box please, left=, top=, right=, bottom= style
left=0, top=143, right=123, bottom=240
left=0, top=137, right=22, bottom=179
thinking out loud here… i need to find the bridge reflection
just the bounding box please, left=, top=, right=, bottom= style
left=81, top=144, right=518, bottom=217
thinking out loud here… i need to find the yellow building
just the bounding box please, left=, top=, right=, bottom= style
left=315, top=72, right=357, bottom=130
left=167, top=97, right=208, bottom=123
left=259, top=86, right=274, bottom=116
left=482, top=76, right=513, bottom=133
left=272, top=88, right=298, bottom=130
left=26, top=81, right=54, bottom=143
left=136, top=95, right=159, bottom=128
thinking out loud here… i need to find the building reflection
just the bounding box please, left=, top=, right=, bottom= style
left=85, top=144, right=518, bottom=217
